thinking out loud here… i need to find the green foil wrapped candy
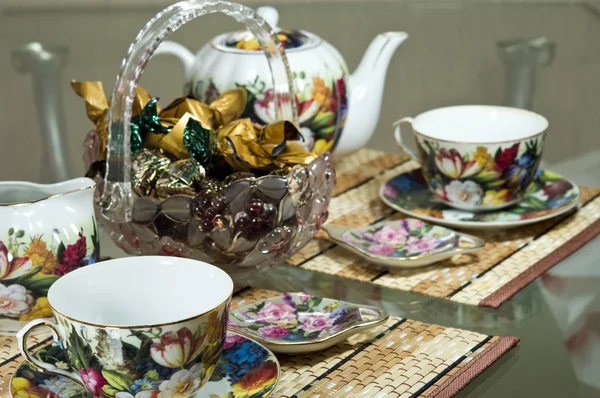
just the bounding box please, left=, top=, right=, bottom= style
left=183, top=118, right=217, bottom=168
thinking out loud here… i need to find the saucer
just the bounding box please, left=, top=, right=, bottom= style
left=322, top=218, right=485, bottom=268
left=380, top=168, right=580, bottom=229
left=10, top=331, right=279, bottom=398
left=228, top=293, right=388, bottom=354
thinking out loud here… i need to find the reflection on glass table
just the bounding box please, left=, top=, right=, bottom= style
left=99, top=229, right=600, bottom=397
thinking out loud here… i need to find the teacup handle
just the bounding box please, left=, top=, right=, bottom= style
left=17, top=319, right=83, bottom=385
left=393, top=117, right=419, bottom=161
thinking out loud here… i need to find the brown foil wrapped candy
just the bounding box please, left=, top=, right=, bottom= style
left=131, top=149, right=171, bottom=197
left=155, top=158, right=206, bottom=200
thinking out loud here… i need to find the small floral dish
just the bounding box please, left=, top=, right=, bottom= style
left=10, top=330, right=279, bottom=398
left=322, top=218, right=485, bottom=268
left=380, top=168, right=580, bottom=229
left=228, top=293, right=388, bottom=354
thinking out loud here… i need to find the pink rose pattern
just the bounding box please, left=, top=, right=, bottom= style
left=258, top=325, right=290, bottom=338
left=368, top=244, right=396, bottom=255
left=298, top=293, right=310, bottom=302
left=343, top=218, right=450, bottom=258
left=231, top=293, right=362, bottom=343
left=257, top=301, right=296, bottom=324
left=374, top=226, right=407, bottom=245
left=298, top=313, right=336, bottom=334
left=405, top=236, right=439, bottom=254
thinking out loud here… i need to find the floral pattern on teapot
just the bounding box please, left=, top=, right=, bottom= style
left=0, top=219, right=99, bottom=322
left=190, top=72, right=348, bottom=154
left=153, top=4, right=407, bottom=156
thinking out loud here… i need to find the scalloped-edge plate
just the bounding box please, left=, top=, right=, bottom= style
left=228, top=293, right=388, bottom=354
left=322, top=218, right=485, bottom=268
left=380, top=168, right=580, bottom=229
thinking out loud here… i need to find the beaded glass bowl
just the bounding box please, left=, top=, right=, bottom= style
left=93, top=0, right=335, bottom=281
left=100, top=154, right=335, bottom=280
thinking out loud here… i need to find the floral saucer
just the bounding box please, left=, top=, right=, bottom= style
left=10, top=331, right=279, bottom=398
left=322, top=218, right=485, bottom=268
left=380, top=169, right=580, bottom=229
left=228, top=293, right=388, bottom=354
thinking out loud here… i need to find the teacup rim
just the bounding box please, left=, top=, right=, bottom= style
left=411, top=105, right=548, bottom=144
left=49, top=295, right=231, bottom=330
left=47, top=256, right=234, bottom=329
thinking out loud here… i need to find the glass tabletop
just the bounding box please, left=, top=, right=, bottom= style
left=2, top=0, right=600, bottom=396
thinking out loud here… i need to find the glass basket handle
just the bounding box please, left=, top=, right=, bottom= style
left=102, top=0, right=297, bottom=223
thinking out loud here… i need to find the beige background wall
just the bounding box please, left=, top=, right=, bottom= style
left=0, top=0, right=599, bottom=184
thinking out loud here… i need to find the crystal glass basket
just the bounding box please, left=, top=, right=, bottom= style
left=96, top=0, right=335, bottom=282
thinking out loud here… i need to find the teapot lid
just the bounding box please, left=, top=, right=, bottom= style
left=215, top=6, right=320, bottom=52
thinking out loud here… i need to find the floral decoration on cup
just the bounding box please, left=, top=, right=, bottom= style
left=417, top=138, right=543, bottom=209
left=11, top=331, right=279, bottom=398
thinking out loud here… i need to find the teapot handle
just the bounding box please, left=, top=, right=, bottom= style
left=154, top=41, right=197, bottom=83
left=102, top=0, right=298, bottom=223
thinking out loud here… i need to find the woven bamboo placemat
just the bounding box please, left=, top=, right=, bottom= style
left=287, top=149, right=600, bottom=308
left=0, top=288, right=518, bottom=398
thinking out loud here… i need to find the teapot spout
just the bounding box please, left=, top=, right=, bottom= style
left=335, top=32, right=408, bottom=156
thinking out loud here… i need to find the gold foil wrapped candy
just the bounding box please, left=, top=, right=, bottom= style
left=155, top=158, right=206, bottom=200
left=216, top=119, right=319, bottom=172
left=75, top=80, right=321, bottom=198
left=131, top=149, right=170, bottom=197
left=72, top=81, right=154, bottom=160
left=160, top=87, right=247, bottom=129
left=145, top=88, right=247, bottom=162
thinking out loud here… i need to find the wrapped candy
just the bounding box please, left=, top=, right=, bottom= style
left=74, top=81, right=320, bottom=199
left=146, top=114, right=216, bottom=167
left=216, top=119, right=318, bottom=172
left=131, top=149, right=170, bottom=197
left=155, top=158, right=206, bottom=200
left=159, top=87, right=247, bottom=129
left=144, top=88, right=247, bottom=164
left=140, top=92, right=317, bottom=173
left=72, top=81, right=154, bottom=160
left=131, top=98, right=165, bottom=154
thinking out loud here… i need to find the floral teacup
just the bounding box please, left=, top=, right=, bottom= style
left=17, top=256, right=233, bottom=398
left=394, top=105, right=548, bottom=211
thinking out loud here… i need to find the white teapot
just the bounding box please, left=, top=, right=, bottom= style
left=155, top=6, right=407, bottom=156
